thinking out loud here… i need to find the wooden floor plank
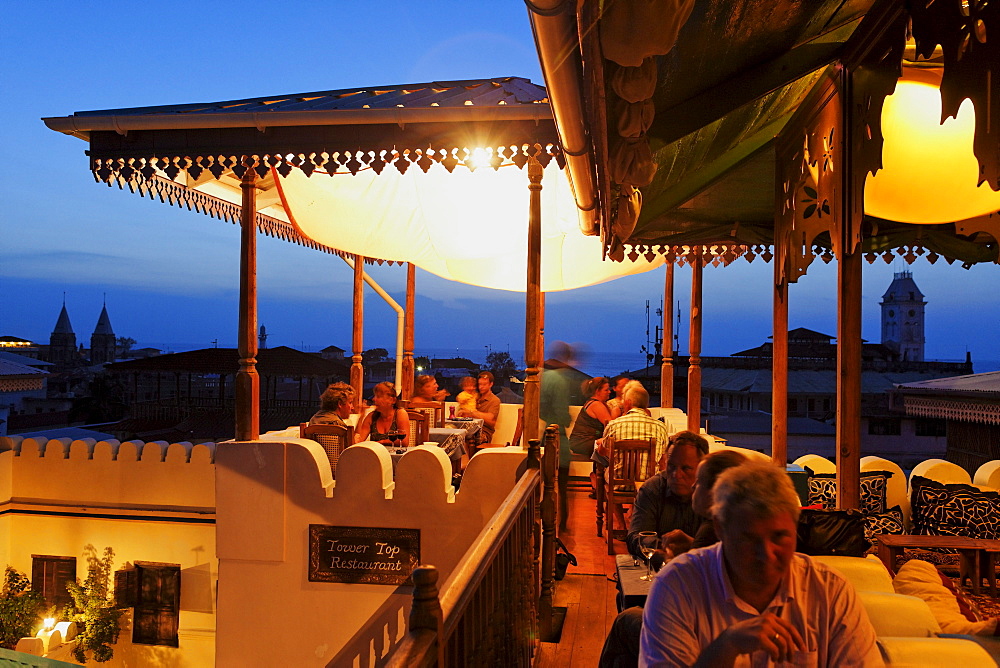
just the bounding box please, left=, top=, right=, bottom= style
left=536, top=484, right=628, bottom=665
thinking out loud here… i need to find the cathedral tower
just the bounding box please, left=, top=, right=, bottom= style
left=880, top=271, right=925, bottom=361
left=48, top=301, right=77, bottom=365
left=90, top=303, right=116, bottom=364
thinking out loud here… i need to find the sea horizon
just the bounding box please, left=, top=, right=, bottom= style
left=131, top=341, right=1000, bottom=379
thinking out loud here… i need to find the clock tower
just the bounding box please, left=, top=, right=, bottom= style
left=880, top=270, right=925, bottom=362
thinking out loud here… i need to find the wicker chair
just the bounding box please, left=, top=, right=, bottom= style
left=605, top=436, right=656, bottom=555
left=406, top=410, right=429, bottom=446
left=407, top=400, right=445, bottom=428
left=300, top=422, right=354, bottom=474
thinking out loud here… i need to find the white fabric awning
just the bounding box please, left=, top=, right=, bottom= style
left=182, top=158, right=661, bottom=292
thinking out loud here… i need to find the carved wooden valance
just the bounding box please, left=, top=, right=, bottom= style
left=90, top=143, right=565, bottom=185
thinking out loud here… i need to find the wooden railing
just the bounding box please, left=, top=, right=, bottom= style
left=387, top=429, right=559, bottom=667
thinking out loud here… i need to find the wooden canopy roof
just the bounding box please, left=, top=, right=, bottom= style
left=42, top=77, right=562, bottom=264
left=530, top=0, right=1000, bottom=269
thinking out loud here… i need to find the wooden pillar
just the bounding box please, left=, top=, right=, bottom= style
left=351, top=254, right=365, bottom=411
left=235, top=167, right=259, bottom=440
left=772, top=256, right=789, bottom=466
left=401, top=262, right=416, bottom=400
left=686, top=248, right=703, bottom=432
left=538, top=429, right=557, bottom=641
left=660, top=261, right=675, bottom=408
left=836, top=247, right=863, bottom=509
left=523, top=157, right=544, bottom=443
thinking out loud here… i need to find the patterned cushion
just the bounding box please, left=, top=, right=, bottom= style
left=806, top=469, right=892, bottom=515
left=910, top=475, right=1000, bottom=541
left=863, top=505, right=905, bottom=547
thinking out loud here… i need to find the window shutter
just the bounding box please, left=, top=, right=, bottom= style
left=31, top=556, right=76, bottom=609
left=115, top=568, right=137, bottom=608
left=132, top=564, right=180, bottom=647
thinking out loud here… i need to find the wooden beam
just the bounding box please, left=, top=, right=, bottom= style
left=660, top=262, right=675, bottom=408
left=351, top=255, right=364, bottom=410
left=836, top=247, right=863, bottom=510
left=523, top=156, right=544, bottom=444
left=235, top=167, right=259, bottom=441
left=772, top=256, right=789, bottom=466
left=686, top=249, right=703, bottom=432
left=402, top=262, right=416, bottom=400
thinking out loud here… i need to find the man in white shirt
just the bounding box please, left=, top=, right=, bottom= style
left=640, top=461, right=883, bottom=667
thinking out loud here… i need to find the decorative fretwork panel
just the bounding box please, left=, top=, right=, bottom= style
left=910, top=0, right=1000, bottom=191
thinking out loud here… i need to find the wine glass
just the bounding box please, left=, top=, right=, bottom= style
left=637, top=531, right=658, bottom=581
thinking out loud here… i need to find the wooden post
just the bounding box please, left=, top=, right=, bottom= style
left=772, top=253, right=789, bottom=466
left=235, top=166, right=259, bottom=441
left=538, top=430, right=557, bottom=641
left=660, top=261, right=675, bottom=408
left=523, top=156, right=544, bottom=443
left=836, top=247, right=863, bottom=510
left=351, top=255, right=364, bottom=410
left=686, top=248, right=703, bottom=432
left=401, top=262, right=416, bottom=400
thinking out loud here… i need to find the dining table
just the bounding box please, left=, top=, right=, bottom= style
left=427, top=427, right=467, bottom=462
left=615, top=553, right=653, bottom=612
left=445, top=416, right=484, bottom=441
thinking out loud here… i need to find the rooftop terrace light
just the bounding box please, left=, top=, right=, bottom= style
left=865, top=67, right=1000, bottom=224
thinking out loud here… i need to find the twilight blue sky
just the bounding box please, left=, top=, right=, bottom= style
left=2, top=2, right=998, bottom=372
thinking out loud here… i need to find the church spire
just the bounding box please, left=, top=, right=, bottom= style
left=93, top=304, right=114, bottom=336
left=53, top=301, right=74, bottom=334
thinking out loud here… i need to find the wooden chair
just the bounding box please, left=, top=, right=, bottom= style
left=300, top=422, right=354, bottom=474
left=508, top=406, right=524, bottom=447
left=407, top=400, right=445, bottom=428
left=406, top=410, right=429, bottom=446
left=605, top=436, right=656, bottom=555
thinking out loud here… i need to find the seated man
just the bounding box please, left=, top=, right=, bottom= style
left=458, top=371, right=500, bottom=443
left=308, top=382, right=355, bottom=427
left=601, top=384, right=670, bottom=475
left=640, top=462, right=882, bottom=667
left=625, top=431, right=707, bottom=557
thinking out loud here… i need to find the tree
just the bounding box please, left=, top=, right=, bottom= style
left=115, top=336, right=136, bottom=357
left=486, top=351, right=518, bottom=386
left=0, top=567, right=45, bottom=649
left=362, top=347, right=390, bottom=363
left=414, top=355, right=431, bottom=371
left=67, top=546, right=122, bottom=663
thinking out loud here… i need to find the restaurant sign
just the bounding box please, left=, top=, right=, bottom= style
left=308, top=525, right=420, bottom=585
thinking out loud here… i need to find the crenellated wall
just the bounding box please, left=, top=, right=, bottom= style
left=0, top=436, right=218, bottom=667
left=215, top=437, right=527, bottom=668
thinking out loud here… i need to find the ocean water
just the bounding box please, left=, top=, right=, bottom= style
left=134, top=341, right=1000, bottom=378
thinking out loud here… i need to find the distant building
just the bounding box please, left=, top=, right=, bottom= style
left=320, top=345, right=348, bottom=361
left=89, top=303, right=116, bottom=364
left=892, top=371, right=1000, bottom=472
left=0, top=336, right=41, bottom=359
left=881, top=270, right=925, bottom=362
left=47, top=302, right=78, bottom=366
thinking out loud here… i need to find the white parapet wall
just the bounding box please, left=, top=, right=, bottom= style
left=0, top=435, right=217, bottom=668
left=215, top=436, right=527, bottom=667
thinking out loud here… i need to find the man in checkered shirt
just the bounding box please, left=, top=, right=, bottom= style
left=601, top=383, right=670, bottom=474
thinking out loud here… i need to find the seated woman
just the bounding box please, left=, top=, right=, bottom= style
left=413, top=374, right=449, bottom=402
left=308, top=382, right=355, bottom=427
left=569, top=376, right=614, bottom=457
left=355, top=382, right=410, bottom=447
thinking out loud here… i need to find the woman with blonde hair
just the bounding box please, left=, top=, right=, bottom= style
left=356, top=382, right=410, bottom=446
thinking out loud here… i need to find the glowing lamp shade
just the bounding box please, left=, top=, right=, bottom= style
left=275, top=159, right=661, bottom=292
left=865, top=73, right=1000, bottom=223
